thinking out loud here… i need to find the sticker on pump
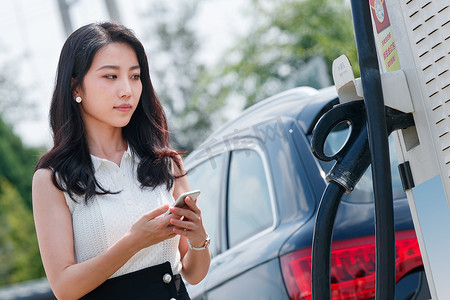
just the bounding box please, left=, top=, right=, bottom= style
left=369, top=0, right=401, bottom=72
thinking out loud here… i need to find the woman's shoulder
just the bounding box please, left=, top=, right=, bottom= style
left=32, top=168, right=63, bottom=196
left=33, top=167, right=53, bottom=183
left=32, top=167, right=74, bottom=211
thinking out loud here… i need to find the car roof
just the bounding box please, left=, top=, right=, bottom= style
left=189, top=86, right=338, bottom=161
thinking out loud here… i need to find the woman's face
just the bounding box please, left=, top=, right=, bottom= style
left=76, top=42, right=142, bottom=132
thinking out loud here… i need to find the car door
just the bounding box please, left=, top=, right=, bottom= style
left=200, top=139, right=289, bottom=300
left=185, top=153, right=227, bottom=300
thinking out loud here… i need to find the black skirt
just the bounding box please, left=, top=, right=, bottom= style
left=80, top=261, right=191, bottom=300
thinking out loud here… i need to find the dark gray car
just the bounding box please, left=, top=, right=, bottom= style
left=184, top=86, right=430, bottom=300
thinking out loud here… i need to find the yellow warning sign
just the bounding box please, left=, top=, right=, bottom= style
left=379, top=27, right=401, bottom=71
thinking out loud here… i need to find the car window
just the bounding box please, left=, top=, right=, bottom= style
left=187, top=155, right=223, bottom=257
left=227, top=149, right=273, bottom=248
left=318, top=127, right=405, bottom=203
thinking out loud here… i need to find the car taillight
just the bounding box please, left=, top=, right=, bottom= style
left=280, top=230, right=423, bottom=300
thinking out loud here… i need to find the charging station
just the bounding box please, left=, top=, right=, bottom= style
left=311, top=0, right=450, bottom=299
left=380, top=1, right=450, bottom=298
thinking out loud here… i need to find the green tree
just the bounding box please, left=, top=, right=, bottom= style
left=0, top=116, right=40, bottom=209
left=0, top=178, right=45, bottom=286
left=0, top=58, right=41, bottom=209
left=209, top=0, right=359, bottom=108
left=0, top=49, right=44, bottom=286
left=141, top=0, right=221, bottom=152
left=0, top=93, right=43, bottom=286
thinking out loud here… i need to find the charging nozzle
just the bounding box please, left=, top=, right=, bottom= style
left=310, top=99, right=415, bottom=300
left=311, top=101, right=371, bottom=193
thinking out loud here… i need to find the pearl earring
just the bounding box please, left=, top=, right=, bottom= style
left=75, top=96, right=82, bottom=103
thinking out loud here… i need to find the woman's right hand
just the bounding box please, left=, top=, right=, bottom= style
left=127, top=204, right=177, bottom=252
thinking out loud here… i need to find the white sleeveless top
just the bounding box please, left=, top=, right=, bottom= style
left=62, top=148, right=182, bottom=278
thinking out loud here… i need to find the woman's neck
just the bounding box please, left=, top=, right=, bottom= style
left=85, top=126, right=128, bottom=164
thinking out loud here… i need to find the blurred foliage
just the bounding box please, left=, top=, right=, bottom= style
left=0, top=52, right=43, bottom=286
left=208, top=0, right=359, bottom=109
left=141, top=0, right=359, bottom=151
left=0, top=116, right=40, bottom=209
left=0, top=51, right=41, bottom=209
left=0, top=68, right=22, bottom=122
left=0, top=178, right=45, bottom=286
left=0, top=63, right=38, bottom=126
left=141, top=0, right=219, bottom=152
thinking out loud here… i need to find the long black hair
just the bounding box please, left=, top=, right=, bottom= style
left=36, top=22, right=182, bottom=203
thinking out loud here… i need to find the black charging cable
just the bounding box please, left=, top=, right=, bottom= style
left=350, top=0, right=396, bottom=298
left=311, top=101, right=371, bottom=300
left=310, top=100, right=414, bottom=299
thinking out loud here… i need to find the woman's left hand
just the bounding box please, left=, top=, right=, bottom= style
left=169, top=196, right=208, bottom=248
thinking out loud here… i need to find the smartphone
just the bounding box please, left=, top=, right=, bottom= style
left=164, top=190, right=201, bottom=216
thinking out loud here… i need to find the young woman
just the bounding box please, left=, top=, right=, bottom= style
left=32, top=22, right=210, bottom=300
